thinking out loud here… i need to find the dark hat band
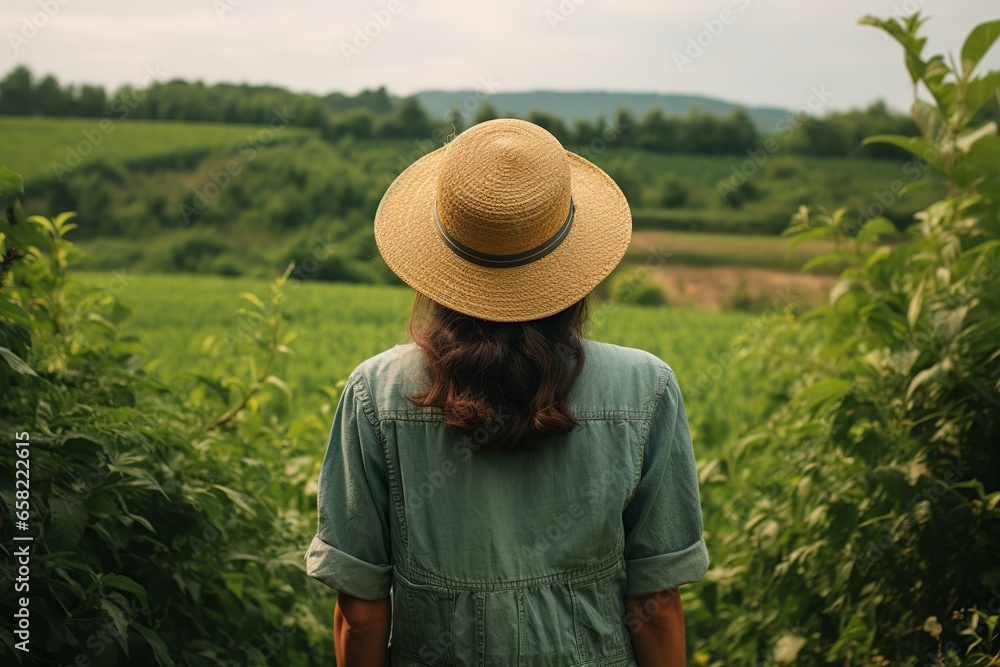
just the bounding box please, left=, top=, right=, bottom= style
left=433, top=198, right=575, bottom=269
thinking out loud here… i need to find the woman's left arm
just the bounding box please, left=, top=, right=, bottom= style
left=334, top=592, right=391, bottom=666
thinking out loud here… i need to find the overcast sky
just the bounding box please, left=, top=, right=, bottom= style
left=4, top=0, right=998, bottom=113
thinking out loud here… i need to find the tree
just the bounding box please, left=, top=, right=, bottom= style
left=472, top=101, right=498, bottom=126
left=0, top=65, right=34, bottom=115
left=34, top=75, right=68, bottom=116
left=636, top=108, right=679, bottom=152
left=77, top=84, right=107, bottom=117
left=612, top=108, right=637, bottom=147
left=377, top=97, right=432, bottom=138
left=718, top=108, right=758, bottom=153
left=526, top=110, right=570, bottom=143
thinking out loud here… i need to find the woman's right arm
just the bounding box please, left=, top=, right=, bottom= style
left=625, top=587, right=686, bottom=667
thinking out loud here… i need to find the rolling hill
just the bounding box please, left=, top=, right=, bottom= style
left=414, top=90, right=791, bottom=130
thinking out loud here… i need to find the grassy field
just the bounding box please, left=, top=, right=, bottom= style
left=78, top=271, right=764, bottom=451
left=3, top=116, right=316, bottom=181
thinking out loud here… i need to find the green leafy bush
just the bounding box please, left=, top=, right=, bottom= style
left=607, top=267, right=667, bottom=307
left=0, top=171, right=334, bottom=665
left=689, top=14, right=1000, bottom=666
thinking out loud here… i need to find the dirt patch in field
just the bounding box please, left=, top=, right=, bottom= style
left=649, top=264, right=838, bottom=311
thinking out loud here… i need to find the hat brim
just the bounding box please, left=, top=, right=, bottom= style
left=373, top=146, right=632, bottom=322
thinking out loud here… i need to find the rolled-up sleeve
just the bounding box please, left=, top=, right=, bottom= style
left=622, top=367, right=710, bottom=597
left=305, top=369, right=393, bottom=600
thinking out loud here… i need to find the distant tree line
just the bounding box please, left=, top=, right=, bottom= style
left=6, top=64, right=993, bottom=160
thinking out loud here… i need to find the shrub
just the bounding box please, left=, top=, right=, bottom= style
left=657, top=175, right=689, bottom=208
left=0, top=170, right=333, bottom=665
left=689, top=14, right=1000, bottom=666
left=608, top=268, right=667, bottom=306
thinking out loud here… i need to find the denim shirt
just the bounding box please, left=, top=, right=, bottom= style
left=305, top=338, right=710, bottom=666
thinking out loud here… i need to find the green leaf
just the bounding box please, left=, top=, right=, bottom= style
left=788, top=226, right=834, bottom=248
left=212, top=484, right=255, bottom=515
left=922, top=56, right=956, bottom=118
left=48, top=495, right=89, bottom=551
left=855, top=217, right=898, bottom=246
left=907, top=363, right=942, bottom=400
left=911, top=98, right=944, bottom=145
left=793, top=378, right=853, bottom=412
left=99, top=598, right=131, bottom=656
left=963, top=71, right=1000, bottom=122
left=0, top=299, right=32, bottom=327
left=240, top=292, right=266, bottom=309
left=0, top=167, right=24, bottom=206
left=961, top=19, right=1000, bottom=78
left=802, top=252, right=847, bottom=273
left=908, top=278, right=925, bottom=331
left=0, top=346, right=37, bottom=376
left=956, top=122, right=998, bottom=154
left=53, top=211, right=78, bottom=230
left=829, top=278, right=861, bottom=306
left=132, top=622, right=176, bottom=667
left=222, top=572, right=247, bottom=600
left=954, top=134, right=1000, bottom=187
left=859, top=15, right=928, bottom=84
left=862, top=135, right=939, bottom=170
left=263, top=374, right=292, bottom=400
left=102, top=574, right=150, bottom=617
left=900, top=177, right=934, bottom=197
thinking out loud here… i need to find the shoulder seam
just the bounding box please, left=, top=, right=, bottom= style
left=348, top=368, right=383, bottom=439
left=634, top=364, right=675, bottom=487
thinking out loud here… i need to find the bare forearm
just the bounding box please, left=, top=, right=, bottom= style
left=625, top=588, right=686, bottom=667
left=334, top=595, right=390, bottom=666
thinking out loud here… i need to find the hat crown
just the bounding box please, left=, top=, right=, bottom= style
left=435, top=119, right=572, bottom=256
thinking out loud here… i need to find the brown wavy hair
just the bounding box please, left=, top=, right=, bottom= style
left=406, top=293, right=589, bottom=452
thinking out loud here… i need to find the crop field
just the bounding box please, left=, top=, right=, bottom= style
left=2, top=116, right=316, bottom=182
left=77, top=271, right=761, bottom=451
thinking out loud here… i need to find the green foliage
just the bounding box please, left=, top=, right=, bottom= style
left=655, top=175, right=689, bottom=208
left=0, top=65, right=390, bottom=126
left=0, top=174, right=334, bottom=665
left=689, top=15, right=1000, bottom=665
left=606, top=268, right=668, bottom=307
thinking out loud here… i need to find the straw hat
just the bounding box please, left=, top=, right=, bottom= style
left=373, top=118, right=632, bottom=322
